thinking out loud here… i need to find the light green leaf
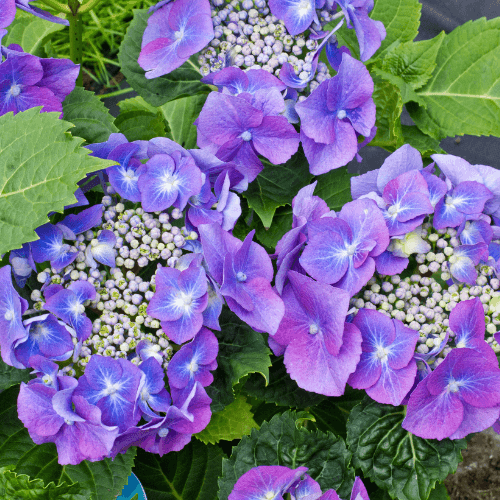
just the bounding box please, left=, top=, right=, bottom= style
left=160, top=94, right=208, bottom=149
left=206, top=309, right=272, bottom=413
left=0, top=109, right=113, bottom=255
left=346, top=398, right=467, bottom=500
left=314, top=167, right=354, bottom=212
left=372, top=68, right=426, bottom=106
left=0, top=385, right=136, bottom=500
left=400, top=125, right=445, bottom=157
left=381, top=33, right=446, bottom=90
left=4, top=11, right=64, bottom=57
left=62, top=87, right=119, bottom=144
left=119, top=10, right=212, bottom=107
left=196, top=396, right=258, bottom=444
left=243, top=149, right=313, bottom=229
left=408, top=18, right=500, bottom=140
left=0, top=467, right=88, bottom=500
left=218, top=410, right=355, bottom=500
left=115, top=96, right=168, bottom=142
left=134, top=440, right=223, bottom=500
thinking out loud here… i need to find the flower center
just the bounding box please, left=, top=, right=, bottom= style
left=4, top=309, right=15, bottom=321
left=309, top=323, right=319, bottom=334
left=158, top=428, right=169, bottom=438
left=345, top=243, right=357, bottom=256
left=375, top=346, right=390, bottom=362
left=9, top=84, right=21, bottom=97
left=236, top=271, right=247, bottom=282
left=298, top=0, right=312, bottom=15
left=446, top=379, right=461, bottom=393
left=337, top=109, right=347, bottom=120
left=188, top=360, right=199, bottom=373
left=241, top=131, right=252, bottom=141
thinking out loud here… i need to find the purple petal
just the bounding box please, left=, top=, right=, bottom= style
left=335, top=257, right=376, bottom=296
left=374, top=250, right=408, bottom=275
left=377, top=144, right=423, bottom=193
left=57, top=205, right=103, bottom=238
left=269, top=0, right=316, bottom=35
left=449, top=298, right=485, bottom=347
left=37, top=58, right=79, bottom=101
left=448, top=403, right=500, bottom=440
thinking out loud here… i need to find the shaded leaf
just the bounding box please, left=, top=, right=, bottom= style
left=0, top=358, right=31, bottom=393
left=314, top=167, right=354, bottom=211
left=400, top=126, right=445, bottom=157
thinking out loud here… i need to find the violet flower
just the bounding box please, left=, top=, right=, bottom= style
left=137, top=356, right=172, bottom=418
left=3, top=0, right=69, bottom=28
left=269, top=0, right=318, bottom=36
left=85, top=229, right=117, bottom=269
left=449, top=243, right=489, bottom=285
left=56, top=204, right=104, bottom=240
left=9, top=243, right=35, bottom=288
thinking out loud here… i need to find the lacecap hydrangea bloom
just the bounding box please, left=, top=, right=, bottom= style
left=1, top=132, right=284, bottom=464
left=273, top=144, right=500, bottom=440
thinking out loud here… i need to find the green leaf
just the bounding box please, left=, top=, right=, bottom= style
left=62, top=87, right=119, bottom=144
left=372, top=68, right=426, bottom=106
left=119, top=10, right=212, bottom=107
left=346, top=398, right=467, bottom=500
left=370, top=74, right=404, bottom=150
left=0, top=467, right=88, bottom=500
left=160, top=94, right=208, bottom=149
left=428, top=483, right=450, bottom=500
left=314, top=167, right=354, bottom=211
left=381, top=33, right=446, bottom=90
left=4, top=11, right=64, bottom=57
left=0, top=108, right=113, bottom=255
left=0, top=358, right=31, bottom=393
left=206, top=310, right=272, bottom=413
left=243, top=149, right=313, bottom=228
left=408, top=18, right=500, bottom=140
left=254, top=206, right=293, bottom=250
left=218, top=410, right=355, bottom=500
left=0, top=385, right=136, bottom=500
left=196, top=396, right=259, bottom=444
left=400, top=126, right=445, bottom=157
left=115, top=96, right=168, bottom=142
left=370, top=0, right=422, bottom=61
left=244, top=355, right=325, bottom=408
left=134, top=440, right=223, bottom=500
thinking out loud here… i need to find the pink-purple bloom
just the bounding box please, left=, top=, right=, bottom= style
left=269, top=0, right=318, bottom=36
left=1, top=0, right=69, bottom=28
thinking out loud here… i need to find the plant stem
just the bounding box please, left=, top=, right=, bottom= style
left=67, top=0, right=83, bottom=86
left=38, top=0, right=70, bottom=13
left=97, top=87, right=135, bottom=99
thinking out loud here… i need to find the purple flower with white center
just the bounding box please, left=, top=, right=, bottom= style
left=138, top=151, right=203, bottom=212
left=137, top=356, right=172, bottom=418
left=196, top=92, right=300, bottom=184
left=335, top=0, right=386, bottom=61
left=9, top=243, right=35, bottom=288
left=147, top=264, right=208, bottom=344
left=449, top=243, right=489, bottom=285
left=74, top=355, right=144, bottom=433
left=300, top=198, right=389, bottom=296
left=14, top=313, right=74, bottom=368
left=296, top=53, right=376, bottom=175
left=433, top=181, right=493, bottom=230
left=347, top=309, right=419, bottom=406
left=228, top=465, right=309, bottom=500
left=2, top=0, right=69, bottom=27
left=167, top=327, right=218, bottom=392
left=272, top=271, right=362, bottom=396
left=136, top=339, right=163, bottom=364
left=28, top=355, right=62, bottom=390
left=30, top=223, right=78, bottom=271
left=139, top=0, right=214, bottom=79
left=85, top=229, right=117, bottom=268
left=111, top=382, right=212, bottom=457
left=0, top=265, right=28, bottom=368
left=403, top=348, right=500, bottom=440
left=458, top=218, right=493, bottom=246
left=56, top=204, right=103, bottom=240
left=269, top=0, right=318, bottom=36
left=17, top=376, right=119, bottom=465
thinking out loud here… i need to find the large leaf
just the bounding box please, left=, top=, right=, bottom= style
left=62, top=87, right=119, bottom=144
left=0, top=467, right=88, bottom=500
left=0, top=358, right=31, bottom=393
left=0, top=385, right=136, bottom=500
left=206, top=310, right=272, bottom=413
left=243, top=149, right=313, bottom=229
left=346, top=398, right=467, bottom=500
left=244, top=355, right=325, bottom=408
left=119, top=10, right=212, bottom=107
left=408, top=18, right=500, bottom=140
left=134, top=440, right=223, bottom=500
left=218, top=410, right=355, bottom=500
left=196, top=396, right=258, bottom=444
left=0, top=108, right=113, bottom=255
left=115, top=96, right=168, bottom=142
left=4, top=11, right=64, bottom=57
left=160, top=94, right=208, bottom=149
left=399, top=126, right=445, bottom=157
left=314, top=167, right=354, bottom=211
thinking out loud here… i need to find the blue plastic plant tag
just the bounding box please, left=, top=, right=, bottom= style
left=117, top=472, right=147, bottom=500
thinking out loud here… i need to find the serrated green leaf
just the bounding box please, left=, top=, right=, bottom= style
left=0, top=385, right=136, bottom=500
left=381, top=33, right=446, bottom=90
left=119, top=10, right=212, bottom=107
left=408, top=18, right=500, bottom=140
left=160, top=94, right=208, bottom=149
left=0, top=108, right=113, bottom=255
left=244, top=355, right=325, bottom=408
left=196, top=396, right=258, bottom=444
left=243, top=149, right=313, bottom=228
left=206, top=310, right=272, bottom=413
left=0, top=358, right=31, bottom=393
left=0, top=467, right=88, bottom=500
left=314, top=167, right=354, bottom=212
left=134, top=440, right=223, bottom=500
left=115, top=96, right=167, bottom=142
left=370, top=74, right=404, bottom=150
left=346, top=398, right=467, bottom=500
left=4, top=11, right=64, bottom=57
left=372, top=68, right=426, bottom=106
left=218, top=410, right=355, bottom=500
left=400, top=126, right=445, bottom=157
left=62, top=87, right=119, bottom=144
